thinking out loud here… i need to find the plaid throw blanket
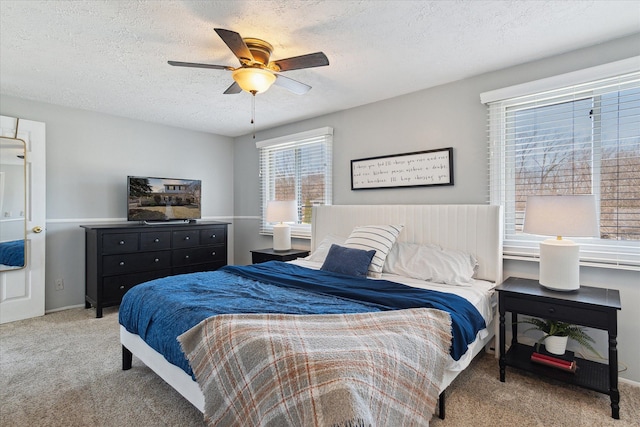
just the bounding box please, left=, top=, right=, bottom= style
left=178, top=308, right=452, bottom=427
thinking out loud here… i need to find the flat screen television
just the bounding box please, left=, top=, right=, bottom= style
left=127, top=176, right=201, bottom=222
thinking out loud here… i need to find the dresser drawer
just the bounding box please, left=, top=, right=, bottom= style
left=102, top=269, right=171, bottom=303
left=200, top=227, right=226, bottom=245
left=503, top=294, right=608, bottom=327
left=140, top=231, right=171, bottom=251
left=102, top=233, right=139, bottom=254
left=103, top=251, right=171, bottom=275
left=172, top=246, right=225, bottom=267
left=172, top=230, right=200, bottom=248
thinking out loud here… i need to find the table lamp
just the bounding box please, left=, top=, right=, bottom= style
left=266, top=200, right=297, bottom=251
left=523, top=195, right=599, bottom=291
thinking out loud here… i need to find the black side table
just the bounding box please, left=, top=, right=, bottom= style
left=250, top=248, right=310, bottom=264
left=497, top=277, right=621, bottom=419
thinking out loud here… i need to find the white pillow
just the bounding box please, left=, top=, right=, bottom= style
left=383, top=241, right=478, bottom=285
left=305, top=234, right=347, bottom=263
left=383, top=241, right=440, bottom=275
left=344, top=225, right=403, bottom=278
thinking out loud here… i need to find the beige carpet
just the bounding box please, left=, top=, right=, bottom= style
left=1, top=307, right=638, bottom=427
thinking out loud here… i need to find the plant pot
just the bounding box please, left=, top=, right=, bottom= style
left=544, top=335, right=568, bottom=355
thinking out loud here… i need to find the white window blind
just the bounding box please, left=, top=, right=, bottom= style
left=257, top=127, right=333, bottom=239
left=484, top=67, right=640, bottom=270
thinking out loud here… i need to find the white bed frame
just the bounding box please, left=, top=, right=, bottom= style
left=120, top=204, right=503, bottom=416
left=312, top=204, right=503, bottom=283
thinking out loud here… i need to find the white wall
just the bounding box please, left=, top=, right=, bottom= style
left=233, top=33, right=640, bottom=382
left=0, top=95, right=235, bottom=312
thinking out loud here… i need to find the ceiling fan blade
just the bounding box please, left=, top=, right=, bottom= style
left=274, top=74, right=311, bottom=95
left=223, top=81, right=242, bottom=94
left=272, top=52, right=329, bottom=72
left=214, top=28, right=254, bottom=63
left=168, top=60, right=232, bottom=70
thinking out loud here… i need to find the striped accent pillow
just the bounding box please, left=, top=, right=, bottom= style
left=345, top=225, right=403, bottom=278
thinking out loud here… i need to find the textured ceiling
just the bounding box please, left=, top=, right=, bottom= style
left=1, top=1, right=639, bottom=137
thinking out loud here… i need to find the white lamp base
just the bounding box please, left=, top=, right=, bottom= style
left=539, top=239, right=580, bottom=291
left=272, top=223, right=291, bottom=252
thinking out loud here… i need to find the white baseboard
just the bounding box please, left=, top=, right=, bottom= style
left=45, top=304, right=85, bottom=314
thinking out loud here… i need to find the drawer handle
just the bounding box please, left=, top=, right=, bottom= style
left=548, top=307, right=555, bottom=314
left=211, top=252, right=216, bottom=256
left=154, top=258, right=160, bottom=263
left=119, top=261, right=125, bottom=266
left=119, top=240, right=125, bottom=245
left=119, top=285, right=125, bottom=290
left=211, top=234, right=216, bottom=238
left=184, top=255, right=190, bottom=259
left=154, top=238, right=160, bottom=243
left=185, top=236, right=190, bottom=240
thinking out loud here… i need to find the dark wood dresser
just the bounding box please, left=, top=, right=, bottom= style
left=81, top=221, right=228, bottom=317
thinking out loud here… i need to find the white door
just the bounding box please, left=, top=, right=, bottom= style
left=0, top=115, right=46, bottom=324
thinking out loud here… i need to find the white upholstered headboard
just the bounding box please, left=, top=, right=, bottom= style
left=311, top=204, right=503, bottom=283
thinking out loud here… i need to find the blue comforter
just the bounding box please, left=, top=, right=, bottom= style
left=119, top=261, right=485, bottom=377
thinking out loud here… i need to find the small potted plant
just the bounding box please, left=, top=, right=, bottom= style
left=519, top=317, right=600, bottom=356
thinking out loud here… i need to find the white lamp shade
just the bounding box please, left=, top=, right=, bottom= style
left=523, top=195, right=599, bottom=292
left=266, top=200, right=297, bottom=223
left=523, top=195, right=599, bottom=238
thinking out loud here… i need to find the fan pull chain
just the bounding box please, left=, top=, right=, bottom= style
left=250, top=90, right=257, bottom=139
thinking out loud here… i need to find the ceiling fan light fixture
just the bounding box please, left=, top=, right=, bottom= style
left=232, top=68, right=276, bottom=94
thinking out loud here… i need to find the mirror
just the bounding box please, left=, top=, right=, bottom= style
left=0, top=137, right=26, bottom=270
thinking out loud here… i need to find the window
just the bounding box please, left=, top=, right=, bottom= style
left=483, top=61, right=640, bottom=270
left=257, top=127, right=333, bottom=239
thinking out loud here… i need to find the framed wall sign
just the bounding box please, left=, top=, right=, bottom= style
left=351, top=147, right=453, bottom=190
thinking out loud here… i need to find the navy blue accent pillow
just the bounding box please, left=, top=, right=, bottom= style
left=320, top=244, right=376, bottom=278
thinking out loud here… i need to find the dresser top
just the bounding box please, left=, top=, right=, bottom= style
left=80, top=220, right=229, bottom=230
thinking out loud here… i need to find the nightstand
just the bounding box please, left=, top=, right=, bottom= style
left=250, top=248, right=310, bottom=264
left=497, top=277, right=621, bottom=419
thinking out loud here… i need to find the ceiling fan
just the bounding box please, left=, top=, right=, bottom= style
left=168, top=28, right=329, bottom=96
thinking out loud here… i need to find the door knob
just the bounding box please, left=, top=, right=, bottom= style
left=32, top=226, right=43, bottom=233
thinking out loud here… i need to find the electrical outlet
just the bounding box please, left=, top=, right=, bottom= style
left=55, top=279, right=64, bottom=291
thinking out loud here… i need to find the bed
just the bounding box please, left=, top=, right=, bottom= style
left=119, top=204, right=503, bottom=425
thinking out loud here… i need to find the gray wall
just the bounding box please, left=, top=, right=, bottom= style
left=0, top=95, right=235, bottom=312
left=233, top=34, right=640, bottom=382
